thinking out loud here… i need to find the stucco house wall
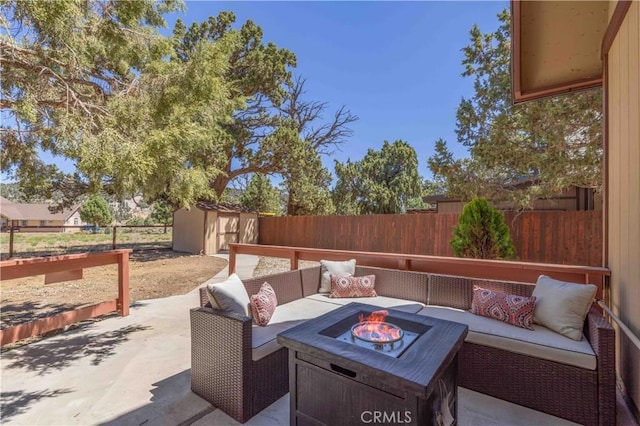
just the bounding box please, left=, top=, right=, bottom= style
left=606, top=0, right=640, bottom=412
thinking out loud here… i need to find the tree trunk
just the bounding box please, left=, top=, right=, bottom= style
left=212, top=175, right=231, bottom=200
left=286, top=190, right=297, bottom=216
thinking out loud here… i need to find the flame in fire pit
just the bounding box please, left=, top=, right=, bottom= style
left=352, top=310, right=403, bottom=343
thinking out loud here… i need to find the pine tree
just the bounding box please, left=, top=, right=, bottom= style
left=428, top=10, right=602, bottom=209
left=80, top=196, right=113, bottom=231
left=451, top=198, right=516, bottom=260
left=150, top=201, right=173, bottom=233
left=240, top=174, right=282, bottom=214
left=333, top=140, right=422, bottom=214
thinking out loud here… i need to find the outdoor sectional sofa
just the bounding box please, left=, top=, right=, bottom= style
left=190, top=265, right=615, bottom=425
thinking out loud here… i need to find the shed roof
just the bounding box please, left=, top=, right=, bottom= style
left=423, top=194, right=461, bottom=204
left=195, top=201, right=255, bottom=213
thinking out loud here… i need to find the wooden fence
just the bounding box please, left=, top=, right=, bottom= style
left=2, top=225, right=171, bottom=259
left=0, top=250, right=131, bottom=346
left=229, top=243, right=610, bottom=302
left=258, top=211, right=603, bottom=266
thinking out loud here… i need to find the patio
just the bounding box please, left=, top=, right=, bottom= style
left=1, top=254, right=636, bottom=425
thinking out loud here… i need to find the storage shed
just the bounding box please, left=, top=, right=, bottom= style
left=172, top=202, right=258, bottom=255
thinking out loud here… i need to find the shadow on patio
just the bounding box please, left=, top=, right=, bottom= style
left=98, top=369, right=213, bottom=426
left=0, top=388, right=74, bottom=421
left=2, top=323, right=151, bottom=373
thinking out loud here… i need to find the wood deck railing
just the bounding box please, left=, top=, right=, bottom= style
left=229, top=243, right=610, bottom=300
left=0, top=249, right=131, bottom=346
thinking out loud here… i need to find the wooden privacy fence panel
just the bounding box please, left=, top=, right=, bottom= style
left=258, top=211, right=602, bottom=266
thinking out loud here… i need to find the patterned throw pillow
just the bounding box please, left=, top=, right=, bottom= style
left=329, top=275, right=377, bottom=298
left=319, top=259, right=356, bottom=293
left=471, top=286, right=537, bottom=330
left=250, top=282, right=278, bottom=326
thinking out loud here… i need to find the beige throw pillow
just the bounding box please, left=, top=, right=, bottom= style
left=532, top=275, right=597, bottom=340
left=319, top=259, right=356, bottom=293
left=207, top=273, right=251, bottom=317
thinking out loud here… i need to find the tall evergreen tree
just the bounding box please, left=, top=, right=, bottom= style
left=428, top=9, right=602, bottom=209
left=171, top=12, right=297, bottom=198
left=281, top=141, right=335, bottom=216
left=240, top=174, right=282, bottom=214
left=277, top=77, right=357, bottom=215
left=1, top=0, right=183, bottom=207
left=333, top=140, right=422, bottom=215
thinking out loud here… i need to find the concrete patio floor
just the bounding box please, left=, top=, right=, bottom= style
left=0, top=254, right=635, bottom=425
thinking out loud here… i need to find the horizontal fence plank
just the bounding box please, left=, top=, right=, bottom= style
left=0, top=249, right=132, bottom=280
left=258, top=211, right=602, bottom=266
left=229, top=243, right=610, bottom=300
left=0, top=300, right=118, bottom=346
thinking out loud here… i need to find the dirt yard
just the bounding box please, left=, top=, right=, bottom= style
left=1, top=250, right=227, bottom=329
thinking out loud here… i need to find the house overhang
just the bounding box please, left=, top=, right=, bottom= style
left=511, top=0, right=609, bottom=103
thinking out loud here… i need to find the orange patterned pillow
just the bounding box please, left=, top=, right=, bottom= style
left=329, top=275, right=377, bottom=298
left=250, top=282, right=278, bottom=326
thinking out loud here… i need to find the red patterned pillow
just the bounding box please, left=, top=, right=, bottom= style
left=250, top=282, right=278, bottom=326
left=471, top=286, right=537, bottom=330
left=329, top=275, right=377, bottom=298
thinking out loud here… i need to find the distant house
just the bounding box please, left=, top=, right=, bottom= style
left=424, top=182, right=602, bottom=214
left=0, top=197, right=85, bottom=232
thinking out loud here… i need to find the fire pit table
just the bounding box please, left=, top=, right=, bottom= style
left=277, top=302, right=468, bottom=426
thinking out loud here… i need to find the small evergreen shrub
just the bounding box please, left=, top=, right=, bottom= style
left=451, top=197, right=516, bottom=260
left=80, top=195, right=113, bottom=231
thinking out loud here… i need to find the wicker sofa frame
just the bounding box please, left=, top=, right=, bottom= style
left=190, top=266, right=615, bottom=425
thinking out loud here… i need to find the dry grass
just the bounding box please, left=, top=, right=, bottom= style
left=0, top=229, right=172, bottom=259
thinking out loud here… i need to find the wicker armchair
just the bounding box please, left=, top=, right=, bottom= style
left=190, top=269, right=304, bottom=423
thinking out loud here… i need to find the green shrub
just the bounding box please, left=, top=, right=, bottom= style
left=80, top=195, right=113, bottom=230
left=451, top=197, right=516, bottom=260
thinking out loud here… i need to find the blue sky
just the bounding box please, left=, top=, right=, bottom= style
left=28, top=1, right=507, bottom=185
left=164, top=1, right=508, bottom=181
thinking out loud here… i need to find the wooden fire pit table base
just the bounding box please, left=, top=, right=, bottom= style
left=277, top=302, right=468, bottom=426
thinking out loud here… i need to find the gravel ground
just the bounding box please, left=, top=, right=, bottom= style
left=252, top=256, right=319, bottom=277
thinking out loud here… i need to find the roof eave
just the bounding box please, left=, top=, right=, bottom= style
left=511, top=0, right=607, bottom=104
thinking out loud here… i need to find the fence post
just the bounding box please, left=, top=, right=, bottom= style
left=290, top=250, right=299, bottom=270
left=117, top=251, right=130, bottom=316
left=229, top=244, right=237, bottom=274
left=112, top=226, right=117, bottom=250
left=9, top=226, right=14, bottom=259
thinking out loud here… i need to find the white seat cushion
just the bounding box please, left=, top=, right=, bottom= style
left=252, top=298, right=340, bottom=361
left=418, top=306, right=596, bottom=370
left=306, top=293, right=425, bottom=313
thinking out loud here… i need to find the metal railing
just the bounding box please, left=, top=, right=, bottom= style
left=598, top=300, right=640, bottom=351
